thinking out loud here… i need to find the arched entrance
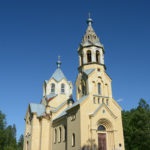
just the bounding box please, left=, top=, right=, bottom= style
left=97, top=119, right=113, bottom=150
left=97, top=125, right=107, bottom=150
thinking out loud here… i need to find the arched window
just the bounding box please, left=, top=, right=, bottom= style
left=51, top=83, right=55, bottom=93
left=87, top=50, right=92, bottom=63
left=72, top=133, right=75, bottom=147
left=63, top=126, right=67, bottom=141
left=96, top=50, right=100, bottom=63
left=93, top=97, right=96, bottom=104
left=61, top=83, right=65, bottom=93
left=54, top=128, right=57, bottom=143
left=98, top=125, right=106, bottom=131
left=59, top=127, right=61, bottom=142
left=27, top=141, right=29, bottom=150
left=98, top=83, right=101, bottom=95
left=81, top=54, right=83, bottom=65
left=81, top=80, right=86, bottom=96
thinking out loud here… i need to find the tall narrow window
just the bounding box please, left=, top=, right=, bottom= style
left=27, top=141, right=29, bottom=150
left=81, top=80, right=86, bottom=96
left=72, top=133, right=75, bottom=147
left=93, top=97, right=96, bottom=104
left=87, top=50, right=91, bottom=63
left=98, top=83, right=101, bottom=95
left=51, top=83, right=55, bottom=93
left=63, top=126, right=67, bottom=141
left=54, top=128, right=57, bottom=143
left=59, top=127, right=61, bottom=142
left=61, top=83, right=65, bottom=93
left=81, top=54, right=83, bottom=65
left=96, top=50, right=100, bottom=63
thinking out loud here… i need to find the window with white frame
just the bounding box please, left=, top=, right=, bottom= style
left=51, top=83, right=55, bottom=93
left=61, top=83, right=65, bottom=93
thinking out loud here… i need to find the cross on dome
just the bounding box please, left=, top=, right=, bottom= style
left=86, top=12, right=93, bottom=26
left=56, top=56, right=61, bottom=68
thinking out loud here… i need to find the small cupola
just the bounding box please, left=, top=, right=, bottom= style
left=42, top=56, right=73, bottom=101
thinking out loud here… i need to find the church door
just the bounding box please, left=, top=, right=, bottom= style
left=98, top=133, right=107, bottom=150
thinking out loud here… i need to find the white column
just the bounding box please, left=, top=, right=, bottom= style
left=100, top=49, right=104, bottom=64
left=83, top=50, right=87, bottom=64
left=92, top=50, right=96, bottom=62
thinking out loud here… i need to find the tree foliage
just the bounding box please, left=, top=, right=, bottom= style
left=17, top=134, right=24, bottom=150
left=0, top=110, right=23, bottom=150
left=122, top=98, right=150, bottom=150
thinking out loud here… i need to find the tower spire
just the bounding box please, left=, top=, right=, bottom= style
left=56, top=56, right=61, bottom=68
left=79, top=14, right=103, bottom=48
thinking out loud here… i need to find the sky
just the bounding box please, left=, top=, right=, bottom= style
left=0, top=0, right=150, bottom=140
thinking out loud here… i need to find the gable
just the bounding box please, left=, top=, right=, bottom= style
left=89, top=103, right=117, bottom=119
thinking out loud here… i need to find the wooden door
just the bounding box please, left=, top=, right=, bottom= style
left=98, top=133, right=107, bottom=150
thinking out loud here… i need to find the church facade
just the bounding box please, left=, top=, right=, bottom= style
left=24, top=17, right=125, bottom=150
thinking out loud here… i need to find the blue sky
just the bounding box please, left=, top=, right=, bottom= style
left=0, top=0, right=150, bottom=140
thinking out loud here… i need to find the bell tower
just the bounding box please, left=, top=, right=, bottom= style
left=78, top=15, right=105, bottom=72
left=76, top=16, right=112, bottom=100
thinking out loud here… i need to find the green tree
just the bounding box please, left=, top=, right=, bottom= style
left=17, top=134, right=24, bottom=150
left=4, top=125, right=17, bottom=150
left=122, top=99, right=150, bottom=150
left=0, top=110, right=20, bottom=150
left=0, top=111, right=6, bottom=150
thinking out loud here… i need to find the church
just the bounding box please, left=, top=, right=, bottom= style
left=23, top=16, right=125, bottom=150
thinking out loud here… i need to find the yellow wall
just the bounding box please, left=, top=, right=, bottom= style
left=66, top=106, right=81, bottom=150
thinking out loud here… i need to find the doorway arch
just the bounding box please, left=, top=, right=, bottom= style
left=97, top=119, right=113, bottom=150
